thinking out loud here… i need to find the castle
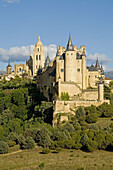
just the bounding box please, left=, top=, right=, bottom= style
left=5, top=35, right=110, bottom=126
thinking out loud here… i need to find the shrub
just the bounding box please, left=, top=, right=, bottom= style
left=61, top=92, right=70, bottom=101
left=42, top=148, right=50, bottom=154
left=7, top=140, right=16, bottom=147
left=55, top=147, right=62, bottom=153
left=80, top=133, right=89, bottom=146
left=86, top=139, right=98, bottom=152
left=7, top=132, right=18, bottom=144
left=89, top=124, right=99, bottom=131
left=20, top=137, right=35, bottom=150
left=63, top=122, right=75, bottom=133
left=0, top=141, right=9, bottom=154
left=86, top=114, right=98, bottom=123
left=76, top=107, right=85, bottom=119
left=35, top=127, right=51, bottom=148
left=18, top=134, right=26, bottom=145
left=39, top=162, right=45, bottom=168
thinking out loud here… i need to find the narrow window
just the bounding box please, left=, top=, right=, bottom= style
left=39, top=55, right=41, bottom=60
left=36, top=55, right=38, bottom=60
left=95, top=75, right=97, bottom=78
left=37, top=48, right=39, bottom=52
left=61, top=69, right=64, bottom=72
left=77, top=68, right=80, bottom=72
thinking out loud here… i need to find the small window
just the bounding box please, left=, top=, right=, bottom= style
left=39, top=55, right=41, bottom=60
left=89, top=75, right=90, bottom=78
left=36, top=55, right=38, bottom=60
left=67, top=53, right=69, bottom=55
left=95, top=75, right=97, bottom=78
left=71, top=53, right=73, bottom=55
left=37, top=48, right=39, bottom=52
left=61, top=69, right=64, bottom=72
left=19, top=68, right=21, bottom=71
left=77, top=68, right=80, bottom=72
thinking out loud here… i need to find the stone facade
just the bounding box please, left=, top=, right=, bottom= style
left=39, top=35, right=105, bottom=101
left=14, top=36, right=45, bottom=77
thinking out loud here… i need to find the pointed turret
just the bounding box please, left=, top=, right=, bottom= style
left=101, top=63, right=104, bottom=75
left=66, top=34, right=74, bottom=51
left=7, top=59, right=12, bottom=68
left=45, top=54, right=50, bottom=69
left=95, top=57, right=100, bottom=69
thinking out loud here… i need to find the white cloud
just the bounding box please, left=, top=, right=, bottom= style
left=0, top=44, right=112, bottom=72
left=0, top=44, right=57, bottom=63
left=3, top=0, right=20, bottom=3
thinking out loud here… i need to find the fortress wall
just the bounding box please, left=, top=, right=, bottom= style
left=82, top=89, right=98, bottom=100
left=60, top=82, right=81, bottom=97
left=53, top=100, right=110, bottom=115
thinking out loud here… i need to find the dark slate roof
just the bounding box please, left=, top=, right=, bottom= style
left=49, top=68, right=56, bottom=77
left=59, top=53, right=65, bottom=60
left=76, top=53, right=82, bottom=59
left=66, top=35, right=74, bottom=51
left=7, top=61, right=12, bottom=68
left=87, top=64, right=99, bottom=71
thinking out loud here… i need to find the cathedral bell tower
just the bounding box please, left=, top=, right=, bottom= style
left=32, top=36, right=45, bottom=76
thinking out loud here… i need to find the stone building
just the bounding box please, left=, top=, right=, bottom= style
left=14, top=36, right=45, bottom=77
left=6, top=60, right=12, bottom=75
left=39, top=35, right=105, bottom=101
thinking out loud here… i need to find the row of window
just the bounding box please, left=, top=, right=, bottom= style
left=89, top=75, right=97, bottom=78
left=36, top=55, right=41, bottom=60
left=67, top=53, right=73, bottom=55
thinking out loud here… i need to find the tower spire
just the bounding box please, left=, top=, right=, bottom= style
left=66, top=34, right=74, bottom=50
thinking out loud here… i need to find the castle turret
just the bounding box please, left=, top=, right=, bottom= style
left=98, top=77, right=104, bottom=101
left=66, top=34, right=74, bottom=51
left=45, top=54, right=50, bottom=69
left=95, top=57, right=100, bottom=69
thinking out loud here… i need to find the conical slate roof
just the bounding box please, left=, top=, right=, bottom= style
left=66, top=34, right=74, bottom=51
left=95, top=58, right=100, bottom=69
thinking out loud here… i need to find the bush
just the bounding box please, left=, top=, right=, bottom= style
left=39, top=162, right=45, bottom=168
left=76, top=107, right=85, bottom=119
left=35, top=127, right=51, bottom=148
left=86, top=139, right=98, bottom=152
left=20, top=137, right=35, bottom=150
left=7, top=140, right=16, bottom=147
left=55, top=147, right=62, bottom=153
left=7, top=132, right=18, bottom=144
left=89, top=124, right=99, bottom=131
left=0, top=141, right=9, bottom=154
left=61, top=92, right=70, bottom=101
left=86, top=114, right=98, bottom=123
left=42, top=148, right=50, bottom=154
left=18, top=134, right=26, bottom=145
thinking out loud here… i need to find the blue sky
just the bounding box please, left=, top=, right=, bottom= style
left=0, top=0, right=113, bottom=71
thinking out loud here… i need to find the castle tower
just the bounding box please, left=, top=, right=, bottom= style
left=95, top=57, right=100, bottom=69
left=33, top=36, right=45, bottom=76
left=65, top=35, right=76, bottom=82
left=98, top=78, right=104, bottom=101
left=6, top=59, right=12, bottom=75
left=45, top=54, right=50, bottom=69
left=82, top=50, right=86, bottom=89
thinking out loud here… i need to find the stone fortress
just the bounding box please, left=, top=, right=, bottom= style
left=5, top=35, right=110, bottom=126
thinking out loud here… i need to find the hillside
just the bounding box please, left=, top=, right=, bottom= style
left=105, top=71, right=113, bottom=79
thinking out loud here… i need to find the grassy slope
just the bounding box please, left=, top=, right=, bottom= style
left=0, top=146, right=113, bottom=170
left=0, top=118, right=113, bottom=170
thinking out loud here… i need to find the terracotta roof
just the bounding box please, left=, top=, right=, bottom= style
left=105, top=77, right=113, bottom=80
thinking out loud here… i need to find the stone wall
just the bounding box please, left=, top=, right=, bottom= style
left=82, top=89, right=98, bottom=100
left=59, top=82, right=82, bottom=97
left=53, top=99, right=110, bottom=127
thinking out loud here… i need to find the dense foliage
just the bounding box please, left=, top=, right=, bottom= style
left=1, top=78, right=113, bottom=154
